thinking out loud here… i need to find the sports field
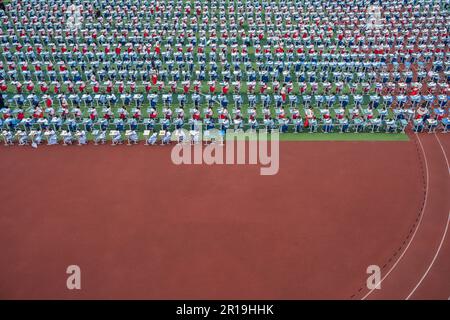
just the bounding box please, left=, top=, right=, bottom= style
left=0, top=0, right=449, bottom=302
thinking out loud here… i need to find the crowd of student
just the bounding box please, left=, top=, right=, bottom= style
left=0, top=0, right=449, bottom=146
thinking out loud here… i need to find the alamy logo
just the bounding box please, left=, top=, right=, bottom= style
left=170, top=126, right=280, bottom=176
left=366, top=265, right=381, bottom=290
left=66, top=265, right=81, bottom=290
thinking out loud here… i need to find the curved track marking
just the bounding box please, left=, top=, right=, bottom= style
left=361, top=133, right=429, bottom=300
left=405, top=212, right=450, bottom=300
left=405, top=134, right=450, bottom=299
left=434, top=134, right=450, bottom=175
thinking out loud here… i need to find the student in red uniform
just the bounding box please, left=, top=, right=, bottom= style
left=280, top=84, right=287, bottom=103
left=222, top=82, right=229, bottom=95
left=149, top=106, right=158, bottom=120
left=260, top=82, right=268, bottom=94
left=209, top=81, right=216, bottom=94
left=89, top=107, right=97, bottom=121
left=170, top=81, right=177, bottom=93
left=0, top=80, right=7, bottom=92
left=106, top=80, right=113, bottom=93
left=15, top=81, right=23, bottom=93
left=151, top=73, right=158, bottom=85
left=40, top=82, right=48, bottom=94
left=129, top=81, right=136, bottom=93
left=17, top=108, right=25, bottom=121
left=133, top=107, right=141, bottom=120
left=144, top=82, right=151, bottom=93
left=78, top=81, right=86, bottom=93
left=2, top=106, right=10, bottom=119
left=103, top=106, right=113, bottom=121
left=119, top=106, right=128, bottom=120
left=192, top=106, right=201, bottom=121
left=183, top=81, right=190, bottom=94
left=118, top=81, right=124, bottom=94
left=115, top=44, right=121, bottom=56
left=93, top=81, right=100, bottom=93
left=27, top=81, right=34, bottom=92
left=45, top=96, right=53, bottom=109
left=53, top=82, right=61, bottom=94
left=32, top=105, right=43, bottom=120
left=155, top=44, right=161, bottom=55
left=193, top=80, right=200, bottom=93
left=67, top=81, right=74, bottom=93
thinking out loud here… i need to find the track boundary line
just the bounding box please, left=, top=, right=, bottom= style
left=434, top=134, right=450, bottom=176
left=405, top=134, right=450, bottom=299
left=405, top=211, right=450, bottom=300
left=361, top=133, right=429, bottom=300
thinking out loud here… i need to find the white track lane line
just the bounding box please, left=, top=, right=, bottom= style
left=405, top=134, right=450, bottom=299
left=361, top=133, right=429, bottom=300
left=434, top=134, right=450, bottom=175
left=405, top=212, right=450, bottom=300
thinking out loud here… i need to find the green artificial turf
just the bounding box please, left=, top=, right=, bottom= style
left=277, top=132, right=409, bottom=141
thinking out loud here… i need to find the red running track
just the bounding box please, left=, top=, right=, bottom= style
left=0, top=137, right=448, bottom=299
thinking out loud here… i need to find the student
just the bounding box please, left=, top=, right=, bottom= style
left=63, top=131, right=74, bottom=146
left=442, top=115, right=450, bottom=133
left=426, top=116, right=438, bottom=133
left=161, top=131, right=171, bottom=145
left=111, top=131, right=123, bottom=145
left=220, top=117, right=230, bottom=133
left=248, top=117, right=258, bottom=131
left=416, top=103, right=430, bottom=122
left=94, top=130, right=107, bottom=145
left=291, top=107, right=303, bottom=133
left=304, top=106, right=315, bottom=128
left=233, top=106, right=243, bottom=130
left=76, top=130, right=87, bottom=145
left=127, top=130, right=139, bottom=145
left=340, top=116, right=350, bottom=133
left=46, top=129, right=58, bottom=145
left=95, top=8, right=102, bottom=19
left=2, top=130, right=13, bottom=146
left=147, top=132, right=158, bottom=145
left=385, top=118, right=397, bottom=133
left=31, top=130, right=43, bottom=148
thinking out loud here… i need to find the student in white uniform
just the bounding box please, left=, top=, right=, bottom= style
left=31, top=130, right=43, bottom=148
left=15, top=130, right=28, bottom=145
left=161, top=131, right=172, bottom=145
left=127, top=130, right=139, bottom=144
left=94, top=130, right=107, bottom=145
left=76, top=130, right=87, bottom=145
left=47, top=129, right=58, bottom=145
left=111, top=131, right=123, bottom=145
left=147, top=132, right=158, bottom=145
left=63, top=131, right=73, bottom=145
left=2, top=130, right=13, bottom=146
